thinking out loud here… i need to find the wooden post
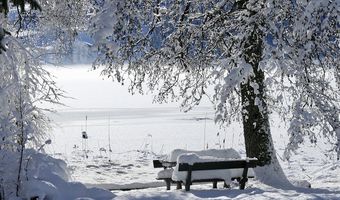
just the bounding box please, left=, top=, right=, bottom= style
left=185, top=165, right=192, bottom=191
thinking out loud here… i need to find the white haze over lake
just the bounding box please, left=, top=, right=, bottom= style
left=45, top=64, right=212, bottom=109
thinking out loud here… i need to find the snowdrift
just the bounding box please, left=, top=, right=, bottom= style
left=1, top=149, right=115, bottom=200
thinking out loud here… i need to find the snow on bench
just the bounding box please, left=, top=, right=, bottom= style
left=169, top=148, right=242, bottom=162
left=173, top=153, right=257, bottom=191
left=153, top=149, right=257, bottom=191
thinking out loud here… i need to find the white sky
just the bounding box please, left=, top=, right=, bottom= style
left=45, top=65, right=211, bottom=110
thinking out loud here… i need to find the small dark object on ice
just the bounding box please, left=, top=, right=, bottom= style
left=82, top=131, right=88, bottom=139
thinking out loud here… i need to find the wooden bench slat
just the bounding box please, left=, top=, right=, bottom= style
left=178, top=160, right=257, bottom=171
left=153, top=160, right=164, bottom=168
left=153, top=160, right=177, bottom=168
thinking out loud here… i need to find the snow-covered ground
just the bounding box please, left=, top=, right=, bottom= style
left=46, top=106, right=230, bottom=185
left=44, top=66, right=340, bottom=199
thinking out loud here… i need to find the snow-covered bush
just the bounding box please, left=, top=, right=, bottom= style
left=0, top=28, right=62, bottom=197
left=0, top=149, right=115, bottom=200
left=22, top=150, right=115, bottom=200
left=0, top=1, right=113, bottom=199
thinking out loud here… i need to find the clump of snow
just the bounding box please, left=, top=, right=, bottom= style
left=157, top=168, right=174, bottom=179
left=176, top=153, right=232, bottom=165
left=21, top=180, right=58, bottom=200
left=254, top=160, right=293, bottom=189
left=291, top=180, right=311, bottom=188
left=21, top=149, right=115, bottom=200
left=26, top=149, right=70, bottom=181
left=169, top=148, right=241, bottom=162
left=172, top=153, right=232, bottom=183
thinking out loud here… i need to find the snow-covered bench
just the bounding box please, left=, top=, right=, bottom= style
left=153, top=149, right=257, bottom=191
left=173, top=154, right=258, bottom=191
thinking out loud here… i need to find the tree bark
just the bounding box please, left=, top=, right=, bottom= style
left=16, top=90, right=25, bottom=196
left=241, top=79, right=273, bottom=166
left=240, top=24, right=273, bottom=166
left=239, top=11, right=292, bottom=189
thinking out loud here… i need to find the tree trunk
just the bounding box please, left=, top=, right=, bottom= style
left=16, top=89, right=25, bottom=196
left=232, top=1, right=274, bottom=166
left=240, top=23, right=292, bottom=188
left=240, top=23, right=272, bottom=166
left=241, top=74, right=273, bottom=166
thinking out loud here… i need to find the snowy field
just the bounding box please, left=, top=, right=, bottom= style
left=45, top=66, right=340, bottom=199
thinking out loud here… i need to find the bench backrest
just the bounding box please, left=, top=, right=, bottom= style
left=153, top=160, right=163, bottom=168
left=153, top=160, right=177, bottom=168
left=178, top=159, right=257, bottom=171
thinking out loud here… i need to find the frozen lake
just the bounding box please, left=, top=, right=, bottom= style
left=46, top=106, right=247, bottom=185
left=47, top=107, right=231, bottom=154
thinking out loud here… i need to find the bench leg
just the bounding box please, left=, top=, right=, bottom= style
left=185, top=168, right=192, bottom=191
left=213, top=181, right=217, bottom=189
left=240, top=164, right=249, bottom=190
left=165, top=179, right=171, bottom=190
left=185, top=181, right=191, bottom=191
left=239, top=178, right=248, bottom=190
left=176, top=182, right=182, bottom=189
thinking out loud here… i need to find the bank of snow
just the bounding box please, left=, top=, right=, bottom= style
left=18, top=150, right=115, bottom=200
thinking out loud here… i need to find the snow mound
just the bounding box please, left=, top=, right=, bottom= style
left=21, top=149, right=115, bottom=200
left=22, top=180, right=58, bottom=200
left=172, top=153, right=232, bottom=183
left=291, top=180, right=311, bottom=188
left=169, top=148, right=241, bottom=162
left=157, top=168, right=174, bottom=179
